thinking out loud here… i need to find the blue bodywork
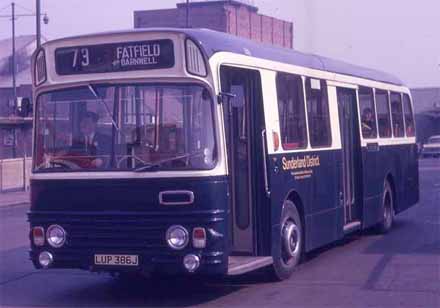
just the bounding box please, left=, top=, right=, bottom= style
left=29, top=28, right=419, bottom=275
left=29, top=177, right=230, bottom=275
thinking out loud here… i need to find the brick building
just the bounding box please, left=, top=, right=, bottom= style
left=134, top=0, right=294, bottom=49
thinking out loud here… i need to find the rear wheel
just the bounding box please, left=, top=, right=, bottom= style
left=269, top=200, right=303, bottom=281
left=377, top=180, right=394, bottom=233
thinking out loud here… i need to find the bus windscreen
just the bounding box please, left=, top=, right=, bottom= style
left=34, top=84, right=216, bottom=173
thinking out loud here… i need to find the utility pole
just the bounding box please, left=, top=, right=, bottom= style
left=186, top=0, right=189, bottom=28
left=36, top=0, right=41, bottom=47
left=11, top=2, right=16, bottom=110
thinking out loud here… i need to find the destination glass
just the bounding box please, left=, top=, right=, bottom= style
left=55, top=39, right=174, bottom=75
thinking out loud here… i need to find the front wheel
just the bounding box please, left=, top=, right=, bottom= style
left=377, top=180, right=394, bottom=233
left=269, top=200, right=303, bottom=281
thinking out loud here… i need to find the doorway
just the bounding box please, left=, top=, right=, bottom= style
left=337, top=87, right=362, bottom=226
left=220, top=66, right=266, bottom=254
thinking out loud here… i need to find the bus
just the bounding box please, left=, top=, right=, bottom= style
left=28, top=28, right=419, bottom=280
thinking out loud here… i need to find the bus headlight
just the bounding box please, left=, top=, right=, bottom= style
left=183, top=254, right=200, bottom=273
left=38, top=251, right=53, bottom=268
left=166, top=225, right=189, bottom=250
left=46, top=225, right=66, bottom=248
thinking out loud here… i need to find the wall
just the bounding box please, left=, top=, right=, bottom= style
left=134, top=1, right=294, bottom=49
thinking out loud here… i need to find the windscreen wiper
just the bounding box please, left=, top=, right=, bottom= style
left=87, top=84, right=120, bottom=131
left=134, top=151, right=204, bottom=172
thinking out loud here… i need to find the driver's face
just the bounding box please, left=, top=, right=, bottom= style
left=80, top=118, right=96, bottom=136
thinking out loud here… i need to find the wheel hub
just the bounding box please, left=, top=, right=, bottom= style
left=283, top=221, right=299, bottom=258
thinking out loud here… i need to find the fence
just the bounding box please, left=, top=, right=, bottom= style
left=0, top=158, right=32, bottom=192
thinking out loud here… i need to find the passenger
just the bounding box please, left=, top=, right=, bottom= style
left=406, top=119, right=414, bottom=136
left=361, top=108, right=375, bottom=137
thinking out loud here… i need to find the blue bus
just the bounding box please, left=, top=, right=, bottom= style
left=28, top=28, right=419, bottom=280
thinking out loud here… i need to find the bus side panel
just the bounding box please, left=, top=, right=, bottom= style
left=390, top=143, right=420, bottom=214
left=361, top=146, right=383, bottom=228
left=362, top=142, right=419, bottom=228
left=268, top=149, right=343, bottom=255
left=402, top=143, right=420, bottom=211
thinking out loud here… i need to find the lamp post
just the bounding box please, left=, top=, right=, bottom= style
left=11, top=2, right=16, bottom=111
left=186, top=0, right=189, bottom=28
left=36, top=0, right=41, bottom=47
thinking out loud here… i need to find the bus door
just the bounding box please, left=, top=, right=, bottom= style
left=337, top=87, right=362, bottom=231
left=220, top=66, right=267, bottom=254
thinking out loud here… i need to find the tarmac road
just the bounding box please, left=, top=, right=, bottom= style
left=0, top=159, right=439, bottom=307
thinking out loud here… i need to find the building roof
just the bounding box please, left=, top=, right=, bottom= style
left=47, top=28, right=405, bottom=86
left=176, top=0, right=259, bottom=12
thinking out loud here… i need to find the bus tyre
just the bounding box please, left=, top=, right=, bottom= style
left=377, top=180, right=394, bottom=233
left=270, top=200, right=303, bottom=281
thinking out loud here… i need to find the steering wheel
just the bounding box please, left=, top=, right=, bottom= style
left=50, top=158, right=81, bottom=170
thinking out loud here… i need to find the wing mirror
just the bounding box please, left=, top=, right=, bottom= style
left=218, top=87, right=245, bottom=108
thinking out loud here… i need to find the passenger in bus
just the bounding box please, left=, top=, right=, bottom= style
left=406, top=118, right=414, bottom=136
left=72, top=111, right=111, bottom=168
left=361, top=108, right=375, bottom=137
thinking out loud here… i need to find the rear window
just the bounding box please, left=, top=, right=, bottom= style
left=403, top=94, right=415, bottom=137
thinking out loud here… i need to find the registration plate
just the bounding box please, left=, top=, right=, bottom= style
left=94, top=254, right=139, bottom=266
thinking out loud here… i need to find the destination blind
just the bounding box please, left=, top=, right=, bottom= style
left=55, top=39, right=175, bottom=75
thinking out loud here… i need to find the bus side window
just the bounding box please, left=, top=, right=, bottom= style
left=375, top=89, right=392, bottom=138
left=390, top=92, right=405, bottom=137
left=403, top=94, right=415, bottom=137
left=359, top=87, right=377, bottom=139
left=276, top=73, right=307, bottom=150
left=305, top=78, right=332, bottom=147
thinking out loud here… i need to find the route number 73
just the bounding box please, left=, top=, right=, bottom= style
left=72, top=48, right=90, bottom=68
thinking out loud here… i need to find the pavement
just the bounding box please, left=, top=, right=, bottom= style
left=0, top=158, right=438, bottom=307
left=0, top=190, right=29, bottom=208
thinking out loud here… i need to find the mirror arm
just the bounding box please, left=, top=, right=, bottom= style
left=218, top=92, right=237, bottom=105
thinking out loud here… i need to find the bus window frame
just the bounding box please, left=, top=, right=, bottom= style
left=389, top=91, right=405, bottom=138
left=402, top=93, right=415, bottom=138
left=374, top=88, right=393, bottom=139
left=185, top=38, right=209, bottom=78
left=358, top=86, right=378, bottom=140
left=275, top=72, right=308, bottom=151
left=304, top=77, right=333, bottom=149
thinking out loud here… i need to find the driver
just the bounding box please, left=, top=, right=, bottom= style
left=72, top=111, right=111, bottom=168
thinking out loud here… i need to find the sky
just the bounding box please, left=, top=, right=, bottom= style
left=0, top=0, right=439, bottom=88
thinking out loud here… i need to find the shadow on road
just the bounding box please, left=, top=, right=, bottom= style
left=0, top=251, right=275, bottom=307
